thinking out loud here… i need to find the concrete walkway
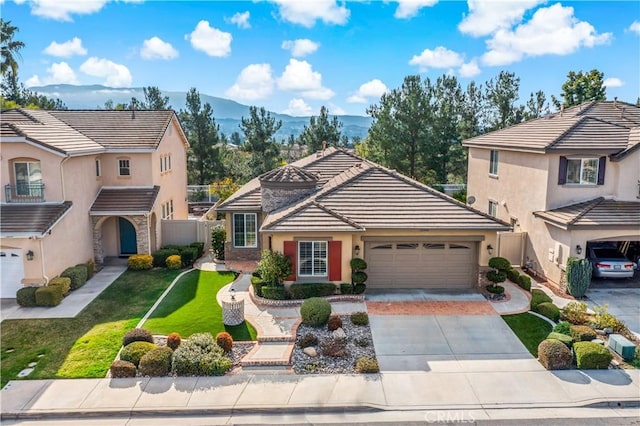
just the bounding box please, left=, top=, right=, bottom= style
left=490, top=281, right=532, bottom=315
left=2, top=368, right=639, bottom=419
left=0, top=266, right=127, bottom=322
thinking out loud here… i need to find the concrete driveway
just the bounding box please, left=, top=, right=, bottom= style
left=370, top=314, right=540, bottom=372
left=586, top=288, right=640, bottom=338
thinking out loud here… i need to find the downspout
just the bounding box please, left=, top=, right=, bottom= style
left=59, top=155, right=71, bottom=200
left=39, top=237, right=49, bottom=285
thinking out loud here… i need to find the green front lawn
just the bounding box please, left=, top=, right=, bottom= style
left=502, top=312, right=553, bottom=357
left=142, top=270, right=257, bottom=341
left=0, top=269, right=181, bottom=387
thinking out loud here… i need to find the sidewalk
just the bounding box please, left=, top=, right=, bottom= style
left=0, top=265, right=127, bottom=322
left=2, top=368, right=639, bottom=419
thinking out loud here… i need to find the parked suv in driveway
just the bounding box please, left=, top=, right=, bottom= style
left=588, top=245, right=635, bottom=279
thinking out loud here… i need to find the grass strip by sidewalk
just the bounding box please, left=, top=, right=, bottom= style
left=502, top=312, right=553, bottom=357
left=0, top=268, right=180, bottom=387
left=142, top=270, right=257, bottom=341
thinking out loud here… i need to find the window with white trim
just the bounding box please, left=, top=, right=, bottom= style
left=489, top=150, right=499, bottom=175
left=298, top=241, right=327, bottom=277
left=233, top=213, right=257, bottom=248
left=13, top=160, right=42, bottom=195
left=162, top=200, right=174, bottom=219
left=488, top=200, right=498, bottom=217
left=118, top=158, right=131, bottom=176
left=566, top=158, right=598, bottom=185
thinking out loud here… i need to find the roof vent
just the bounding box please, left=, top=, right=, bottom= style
left=614, top=97, right=618, bottom=108
left=621, top=107, right=626, bottom=119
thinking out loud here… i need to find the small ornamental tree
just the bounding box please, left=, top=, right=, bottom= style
left=486, top=256, right=511, bottom=291
left=258, top=250, right=292, bottom=286
left=211, top=225, right=226, bottom=260
left=565, top=257, right=592, bottom=298
left=350, top=257, right=368, bottom=292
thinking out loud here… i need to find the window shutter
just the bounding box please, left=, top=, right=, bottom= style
left=558, top=156, right=567, bottom=185
left=328, top=241, right=342, bottom=281
left=283, top=241, right=297, bottom=281
left=597, top=156, right=606, bottom=185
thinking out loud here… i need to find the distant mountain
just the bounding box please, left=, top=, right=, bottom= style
left=29, top=84, right=372, bottom=140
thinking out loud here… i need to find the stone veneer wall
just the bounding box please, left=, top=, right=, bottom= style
left=224, top=242, right=261, bottom=261
left=261, top=185, right=315, bottom=213
left=92, top=215, right=151, bottom=265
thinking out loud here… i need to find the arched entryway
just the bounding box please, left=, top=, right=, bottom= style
left=118, top=217, right=138, bottom=256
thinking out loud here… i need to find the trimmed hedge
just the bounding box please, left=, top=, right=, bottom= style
left=530, top=289, right=552, bottom=310
left=350, top=258, right=367, bottom=271
left=190, top=242, right=205, bottom=258
left=152, top=248, right=179, bottom=267
left=300, top=297, right=332, bottom=327
left=486, top=284, right=505, bottom=294
left=574, top=341, right=612, bottom=369
left=553, top=321, right=572, bottom=336
left=353, top=283, right=366, bottom=294
left=16, top=287, right=38, bottom=307
left=250, top=276, right=264, bottom=297
left=123, top=328, right=154, bottom=347
left=139, top=346, right=173, bottom=377
left=535, top=302, right=560, bottom=322
left=518, top=275, right=532, bottom=292
left=506, top=268, right=520, bottom=283
left=179, top=247, right=197, bottom=267
left=351, top=271, right=368, bottom=285
left=128, top=254, right=153, bottom=270
left=570, top=325, right=597, bottom=342
left=166, top=255, right=182, bottom=270
left=340, top=283, right=353, bottom=294
left=538, top=339, right=573, bottom=370
left=35, top=285, right=63, bottom=307
left=488, top=256, right=512, bottom=272
left=261, top=285, right=287, bottom=300
left=120, top=341, right=157, bottom=367
left=109, top=360, right=137, bottom=378
left=48, top=277, right=71, bottom=296
left=61, top=265, right=88, bottom=290
left=547, top=332, right=573, bottom=347
left=289, top=283, right=336, bottom=299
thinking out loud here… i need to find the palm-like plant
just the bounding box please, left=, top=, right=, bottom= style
left=1, top=19, right=25, bottom=77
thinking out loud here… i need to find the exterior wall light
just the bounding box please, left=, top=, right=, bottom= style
left=354, top=245, right=361, bottom=256
left=26, top=250, right=34, bottom=261
left=487, top=244, right=494, bottom=256
left=576, top=245, right=582, bottom=255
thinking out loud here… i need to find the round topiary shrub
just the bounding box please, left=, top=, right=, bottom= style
left=300, top=297, right=332, bottom=327
left=553, top=321, right=572, bottom=336
left=535, top=302, right=560, bottom=322
left=138, top=346, right=173, bottom=377
left=166, top=254, right=182, bottom=270
left=166, top=332, right=181, bottom=350
left=298, top=333, right=318, bottom=348
left=488, top=256, right=512, bottom=272
left=327, top=315, right=343, bottom=332
left=120, top=341, right=157, bottom=367
left=537, top=338, right=573, bottom=370
left=110, top=360, right=137, bottom=378
left=353, top=283, right=366, bottom=294
left=355, top=356, right=379, bottom=373
left=485, top=284, right=505, bottom=294
left=570, top=325, right=597, bottom=342
left=350, top=311, right=369, bottom=326
left=123, top=328, right=154, bottom=347
left=350, top=257, right=367, bottom=271
left=351, top=271, right=368, bottom=285
left=215, top=331, right=233, bottom=353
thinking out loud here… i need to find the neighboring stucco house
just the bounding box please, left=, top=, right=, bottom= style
left=463, top=100, right=640, bottom=285
left=216, top=147, right=510, bottom=289
left=0, top=109, right=188, bottom=297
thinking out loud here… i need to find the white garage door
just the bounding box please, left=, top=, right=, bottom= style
left=1, top=249, right=25, bottom=298
left=365, top=241, right=477, bottom=289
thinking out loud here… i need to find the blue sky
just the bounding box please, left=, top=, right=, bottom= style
left=3, top=0, right=639, bottom=116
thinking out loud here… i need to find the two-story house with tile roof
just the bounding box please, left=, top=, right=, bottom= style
left=463, top=100, right=640, bottom=286
left=0, top=109, right=188, bottom=297
left=216, top=147, right=510, bottom=290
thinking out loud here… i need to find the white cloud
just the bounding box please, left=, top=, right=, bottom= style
left=393, top=0, right=438, bottom=19
left=270, top=0, right=349, bottom=27
left=27, top=0, right=108, bottom=21
left=409, top=46, right=464, bottom=72
left=458, top=0, right=544, bottom=37
left=24, top=61, right=79, bottom=86
left=284, top=98, right=313, bottom=116
left=603, top=77, right=624, bottom=88
left=141, top=36, right=178, bottom=60
left=225, top=63, right=275, bottom=101
left=458, top=59, right=481, bottom=77
left=25, top=75, right=43, bottom=87
left=482, top=4, right=612, bottom=66
left=228, top=11, right=251, bottom=29
left=80, top=57, right=132, bottom=87
left=329, top=103, right=346, bottom=115
left=347, top=79, right=388, bottom=103
left=277, top=59, right=334, bottom=100
left=628, top=21, right=640, bottom=35
left=186, top=20, right=232, bottom=57
left=43, top=37, right=87, bottom=57
left=281, top=39, right=319, bottom=57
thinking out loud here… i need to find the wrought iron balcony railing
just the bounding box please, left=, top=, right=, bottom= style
left=4, top=183, right=46, bottom=203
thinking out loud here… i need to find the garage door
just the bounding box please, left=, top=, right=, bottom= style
left=1, top=249, right=25, bottom=298
left=365, top=241, right=477, bottom=289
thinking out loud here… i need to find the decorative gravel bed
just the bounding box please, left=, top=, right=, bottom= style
left=291, top=315, right=377, bottom=374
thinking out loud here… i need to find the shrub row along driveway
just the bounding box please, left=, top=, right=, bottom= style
left=369, top=315, right=540, bottom=372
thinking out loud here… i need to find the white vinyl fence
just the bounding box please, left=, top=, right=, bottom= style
left=161, top=219, right=224, bottom=250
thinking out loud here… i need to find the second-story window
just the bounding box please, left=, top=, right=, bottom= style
left=118, top=159, right=131, bottom=176
left=559, top=156, right=605, bottom=186
left=14, top=160, right=42, bottom=196
left=489, top=150, right=499, bottom=176
left=95, top=159, right=101, bottom=177
left=488, top=200, right=498, bottom=217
